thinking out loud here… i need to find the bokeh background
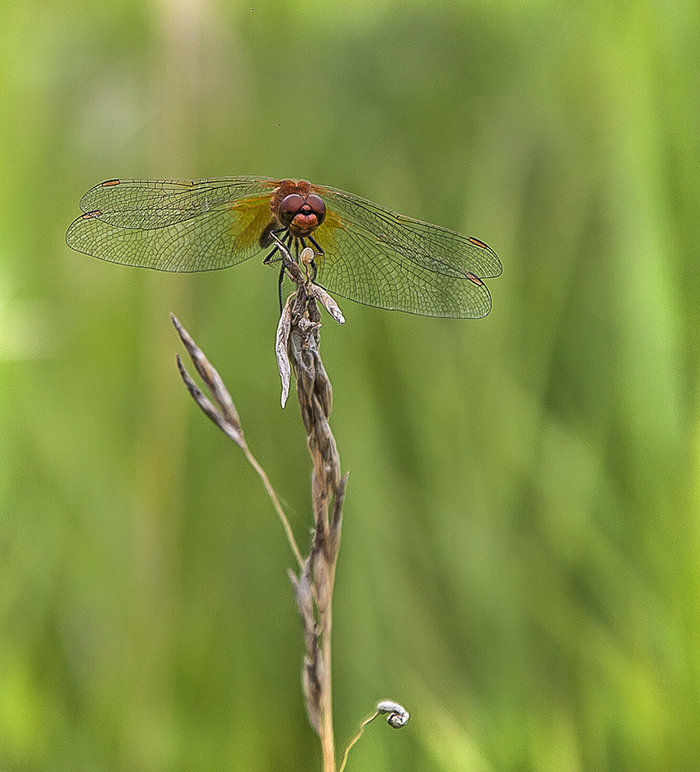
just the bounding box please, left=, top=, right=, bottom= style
left=1, top=1, right=698, bottom=769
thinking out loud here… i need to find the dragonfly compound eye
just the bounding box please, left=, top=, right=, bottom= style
left=306, top=194, right=326, bottom=226
left=278, top=194, right=306, bottom=226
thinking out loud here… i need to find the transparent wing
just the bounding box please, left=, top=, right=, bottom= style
left=66, top=177, right=277, bottom=272
left=315, top=184, right=502, bottom=280
left=310, top=184, right=501, bottom=318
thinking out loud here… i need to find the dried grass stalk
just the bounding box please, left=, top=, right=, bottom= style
left=173, top=242, right=405, bottom=770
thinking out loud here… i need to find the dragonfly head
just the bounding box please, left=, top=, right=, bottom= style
left=278, top=192, right=326, bottom=238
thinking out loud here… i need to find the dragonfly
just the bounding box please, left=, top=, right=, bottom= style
left=66, top=177, right=502, bottom=318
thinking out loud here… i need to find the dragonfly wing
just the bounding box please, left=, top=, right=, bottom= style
left=312, top=214, right=494, bottom=318
left=66, top=178, right=276, bottom=272
left=311, top=186, right=500, bottom=317
left=76, top=177, right=276, bottom=227
left=315, top=185, right=502, bottom=280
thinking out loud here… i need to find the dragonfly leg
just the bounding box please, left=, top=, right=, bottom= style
left=260, top=220, right=285, bottom=249
left=263, top=229, right=290, bottom=264
left=266, top=232, right=295, bottom=312
left=263, top=244, right=280, bottom=264
left=308, top=235, right=324, bottom=256
left=306, top=236, right=323, bottom=282
left=277, top=265, right=285, bottom=313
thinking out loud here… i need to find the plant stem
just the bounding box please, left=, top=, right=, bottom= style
left=173, top=243, right=347, bottom=769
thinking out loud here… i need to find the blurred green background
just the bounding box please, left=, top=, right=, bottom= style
left=1, top=1, right=698, bottom=769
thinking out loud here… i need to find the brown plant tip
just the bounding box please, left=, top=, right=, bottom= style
left=172, top=314, right=244, bottom=448
left=175, top=355, right=245, bottom=448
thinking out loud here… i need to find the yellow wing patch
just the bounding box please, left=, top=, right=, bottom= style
left=229, top=196, right=274, bottom=253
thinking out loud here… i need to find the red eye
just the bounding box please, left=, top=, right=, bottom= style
left=278, top=194, right=305, bottom=225
left=306, top=194, right=326, bottom=225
